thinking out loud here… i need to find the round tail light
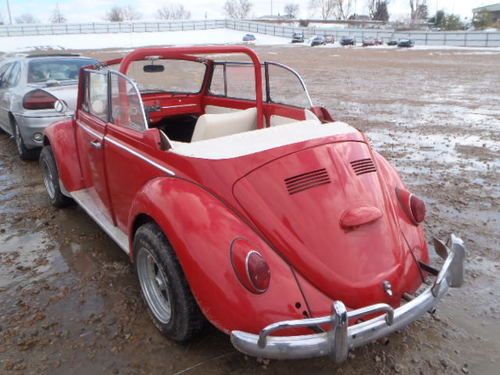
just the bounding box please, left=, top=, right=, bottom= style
left=410, top=195, right=426, bottom=223
left=230, top=239, right=271, bottom=294
left=396, top=187, right=426, bottom=225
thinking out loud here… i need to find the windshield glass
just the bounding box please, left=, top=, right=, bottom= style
left=127, top=59, right=206, bottom=94
left=28, top=58, right=96, bottom=83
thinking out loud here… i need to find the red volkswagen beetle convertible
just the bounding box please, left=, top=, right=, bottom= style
left=40, top=46, right=465, bottom=362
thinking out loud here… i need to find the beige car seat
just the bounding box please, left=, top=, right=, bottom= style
left=191, top=107, right=257, bottom=142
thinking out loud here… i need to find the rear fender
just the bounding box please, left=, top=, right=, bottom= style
left=373, top=151, right=430, bottom=267
left=128, top=177, right=309, bottom=334
left=43, top=119, right=84, bottom=192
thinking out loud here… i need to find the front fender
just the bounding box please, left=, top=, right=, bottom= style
left=128, top=177, right=309, bottom=334
left=43, top=119, right=84, bottom=192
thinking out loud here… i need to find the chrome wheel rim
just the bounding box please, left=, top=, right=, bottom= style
left=15, top=124, right=23, bottom=155
left=137, top=247, right=172, bottom=324
left=41, top=159, right=56, bottom=200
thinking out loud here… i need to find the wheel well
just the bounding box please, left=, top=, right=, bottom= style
left=130, top=213, right=157, bottom=261
left=8, top=112, right=16, bottom=133
left=132, top=213, right=155, bottom=238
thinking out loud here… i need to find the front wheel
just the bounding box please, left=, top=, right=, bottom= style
left=134, top=222, right=205, bottom=342
left=39, top=145, right=72, bottom=208
left=14, top=120, right=39, bottom=161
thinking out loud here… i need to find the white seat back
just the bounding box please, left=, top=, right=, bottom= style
left=191, top=107, right=257, bottom=142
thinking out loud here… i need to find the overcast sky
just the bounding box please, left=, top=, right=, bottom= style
left=0, top=0, right=494, bottom=24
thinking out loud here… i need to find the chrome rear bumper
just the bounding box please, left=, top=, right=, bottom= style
left=230, top=234, right=465, bottom=362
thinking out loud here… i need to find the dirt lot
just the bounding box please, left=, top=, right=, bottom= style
left=0, top=46, right=499, bottom=375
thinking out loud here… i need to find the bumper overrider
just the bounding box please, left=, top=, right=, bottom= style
left=230, top=234, right=466, bottom=362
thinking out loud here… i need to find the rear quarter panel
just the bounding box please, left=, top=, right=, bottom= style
left=128, top=177, right=309, bottom=334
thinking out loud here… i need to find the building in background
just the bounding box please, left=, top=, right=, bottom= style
left=473, top=3, right=500, bottom=24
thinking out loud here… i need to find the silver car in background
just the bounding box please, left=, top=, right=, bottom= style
left=0, top=54, right=98, bottom=160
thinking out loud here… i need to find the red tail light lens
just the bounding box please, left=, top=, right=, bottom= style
left=410, top=195, right=426, bottom=223
left=23, top=89, right=57, bottom=110
left=396, top=187, right=426, bottom=224
left=230, top=239, right=271, bottom=294
left=246, top=251, right=271, bottom=292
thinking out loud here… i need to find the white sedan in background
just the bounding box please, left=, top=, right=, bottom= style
left=0, top=53, right=97, bottom=160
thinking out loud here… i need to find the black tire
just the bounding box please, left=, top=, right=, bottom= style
left=13, top=120, right=39, bottom=161
left=39, top=145, right=73, bottom=208
left=134, top=222, right=205, bottom=342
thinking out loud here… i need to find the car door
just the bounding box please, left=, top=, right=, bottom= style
left=0, top=61, right=15, bottom=132
left=75, top=69, right=114, bottom=220
left=104, top=71, right=168, bottom=232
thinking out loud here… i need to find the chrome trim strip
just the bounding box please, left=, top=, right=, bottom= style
left=230, top=234, right=466, bottom=362
left=161, top=104, right=197, bottom=109
left=78, top=121, right=103, bottom=140
left=105, top=136, right=175, bottom=176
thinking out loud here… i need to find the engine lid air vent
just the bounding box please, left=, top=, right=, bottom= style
left=350, top=158, right=377, bottom=176
left=285, top=168, right=330, bottom=195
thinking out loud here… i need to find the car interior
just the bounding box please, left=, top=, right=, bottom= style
left=120, top=57, right=327, bottom=145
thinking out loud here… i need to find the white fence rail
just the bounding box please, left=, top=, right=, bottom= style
left=1, top=19, right=499, bottom=48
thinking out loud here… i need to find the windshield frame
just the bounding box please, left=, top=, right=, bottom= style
left=209, top=61, right=313, bottom=109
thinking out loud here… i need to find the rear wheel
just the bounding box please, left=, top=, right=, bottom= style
left=134, top=222, right=205, bottom=342
left=13, top=120, right=39, bottom=161
left=39, top=145, right=72, bottom=208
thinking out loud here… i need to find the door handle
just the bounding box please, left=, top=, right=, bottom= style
left=90, top=139, right=102, bottom=149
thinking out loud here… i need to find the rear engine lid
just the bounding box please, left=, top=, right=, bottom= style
left=233, top=140, right=418, bottom=307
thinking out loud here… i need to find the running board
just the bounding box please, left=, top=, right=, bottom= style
left=71, top=189, right=129, bottom=255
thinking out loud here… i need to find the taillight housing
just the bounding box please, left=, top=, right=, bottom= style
left=230, top=239, right=271, bottom=294
left=23, top=89, right=57, bottom=110
left=396, top=187, right=426, bottom=225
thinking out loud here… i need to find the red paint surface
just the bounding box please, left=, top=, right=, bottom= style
left=43, top=46, right=429, bottom=335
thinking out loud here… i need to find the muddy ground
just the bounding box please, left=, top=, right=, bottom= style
left=0, top=46, right=499, bottom=375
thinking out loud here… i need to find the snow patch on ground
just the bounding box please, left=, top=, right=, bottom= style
left=0, top=29, right=289, bottom=53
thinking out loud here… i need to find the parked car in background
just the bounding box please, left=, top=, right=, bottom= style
left=324, top=34, right=335, bottom=44
left=340, top=35, right=356, bottom=46
left=362, top=37, right=384, bottom=47
left=398, top=39, right=415, bottom=48
left=40, top=45, right=465, bottom=363
left=387, top=39, right=399, bottom=46
left=310, top=35, right=326, bottom=47
left=242, top=34, right=256, bottom=42
left=291, top=32, right=305, bottom=43
left=0, top=53, right=98, bottom=160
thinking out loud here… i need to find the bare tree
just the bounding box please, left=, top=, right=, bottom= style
left=105, top=5, right=142, bottom=22
left=284, top=3, right=300, bottom=19
left=122, top=5, right=142, bottom=21
left=368, top=0, right=390, bottom=21
left=50, top=4, right=67, bottom=24
left=308, top=0, right=335, bottom=20
left=15, top=13, right=38, bottom=24
left=410, top=0, right=427, bottom=21
left=157, top=4, right=191, bottom=20
left=334, top=0, right=352, bottom=20
left=223, top=0, right=253, bottom=19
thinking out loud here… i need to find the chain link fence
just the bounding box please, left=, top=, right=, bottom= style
left=1, top=19, right=499, bottom=48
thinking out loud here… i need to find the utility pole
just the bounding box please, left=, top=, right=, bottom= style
left=6, top=0, right=13, bottom=25
left=271, top=0, right=273, bottom=16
